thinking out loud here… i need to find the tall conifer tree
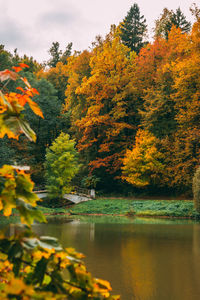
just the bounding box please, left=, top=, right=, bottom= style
left=154, top=7, right=191, bottom=39
left=120, top=3, right=147, bottom=53
left=171, top=7, right=191, bottom=33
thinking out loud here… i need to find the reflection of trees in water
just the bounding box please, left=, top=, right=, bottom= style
left=120, top=225, right=200, bottom=300
left=121, top=237, right=155, bottom=300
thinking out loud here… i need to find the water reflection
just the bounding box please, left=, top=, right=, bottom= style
left=25, top=218, right=200, bottom=299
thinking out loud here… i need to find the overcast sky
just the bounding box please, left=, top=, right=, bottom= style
left=0, top=0, right=196, bottom=63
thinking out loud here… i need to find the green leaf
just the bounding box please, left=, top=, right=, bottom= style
left=33, top=257, right=48, bottom=285
left=8, top=241, right=23, bottom=260
left=16, top=199, right=46, bottom=226
left=13, top=258, right=22, bottom=276
left=0, top=238, right=12, bottom=253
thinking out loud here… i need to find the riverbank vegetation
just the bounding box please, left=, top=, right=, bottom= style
left=36, top=199, right=200, bottom=219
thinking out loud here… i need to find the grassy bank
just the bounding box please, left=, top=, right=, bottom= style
left=1, top=199, right=199, bottom=225
left=40, top=199, right=200, bottom=219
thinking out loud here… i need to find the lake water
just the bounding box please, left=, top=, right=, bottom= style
left=12, top=217, right=200, bottom=300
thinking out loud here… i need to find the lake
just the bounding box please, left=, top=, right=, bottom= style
left=9, top=216, right=200, bottom=300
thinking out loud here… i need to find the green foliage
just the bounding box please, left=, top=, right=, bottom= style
left=170, top=7, right=191, bottom=33
left=120, top=3, right=147, bottom=53
left=47, top=41, right=73, bottom=67
left=48, top=42, right=62, bottom=68
left=61, top=42, right=73, bottom=64
left=193, top=167, right=200, bottom=212
left=8, top=72, right=63, bottom=184
left=81, top=175, right=100, bottom=189
left=0, top=164, right=45, bottom=225
left=0, top=137, right=16, bottom=167
left=0, top=45, right=13, bottom=70
left=45, top=132, right=80, bottom=201
left=27, top=75, right=62, bottom=157
left=154, top=7, right=191, bottom=39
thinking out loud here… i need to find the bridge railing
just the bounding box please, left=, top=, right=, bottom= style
left=72, top=186, right=91, bottom=197
left=34, top=187, right=94, bottom=198
left=34, top=190, right=47, bottom=194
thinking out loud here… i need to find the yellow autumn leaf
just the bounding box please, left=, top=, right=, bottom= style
left=95, top=278, right=112, bottom=291
left=5, top=278, right=28, bottom=295
left=27, top=98, right=44, bottom=118
left=3, top=205, right=13, bottom=217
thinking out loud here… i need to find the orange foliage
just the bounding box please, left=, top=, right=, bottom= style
left=0, top=64, right=43, bottom=141
left=69, top=37, right=137, bottom=173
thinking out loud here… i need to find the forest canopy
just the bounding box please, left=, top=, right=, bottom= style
left=1, top=3, right=199, bottom=197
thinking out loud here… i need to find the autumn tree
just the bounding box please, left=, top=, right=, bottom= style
left=138, top=20, right=200, bottom=193
left=37, top=61, right=69, bottom=103
left=128, top=24, right=195, bottom=192
left=71, top=35, right=140, bottom=182
left=120, top=3, right=147, bottom=53
left=165, top=19, right=200, bottom=190
left=122, top=129, right=164, bottom=187
left=64, top=50, right=92, bottom=139
left=138, top=27, right=188, bottom=138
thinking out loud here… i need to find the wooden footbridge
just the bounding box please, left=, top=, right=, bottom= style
left=35, top=187, right=95, bottom=204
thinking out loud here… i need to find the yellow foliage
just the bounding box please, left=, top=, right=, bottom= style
left=122, top=130, right=164, bottom=187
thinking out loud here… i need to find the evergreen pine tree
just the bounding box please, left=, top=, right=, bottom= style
left=61, top=42, right=73, bottom=64
left=170, top=7, right=191, bottom=33
left=154, top=7, right=191, bottom=39
left=47, top=41, right=73, bottom=67
left=47, top=42, right=62, bottom=68
left=120, top=3, right=147, bottom=53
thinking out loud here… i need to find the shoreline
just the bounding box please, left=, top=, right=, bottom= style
left=45, top=212, right=199, bottom=220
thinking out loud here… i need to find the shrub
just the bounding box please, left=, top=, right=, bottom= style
left=193, top=167, right=200, bottom=212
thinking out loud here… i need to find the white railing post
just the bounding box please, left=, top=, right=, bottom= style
left=90, top=189, right=95, bottom=199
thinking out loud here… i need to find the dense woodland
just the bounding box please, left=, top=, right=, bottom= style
left=1, top=3, right=200, bottom=197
